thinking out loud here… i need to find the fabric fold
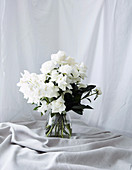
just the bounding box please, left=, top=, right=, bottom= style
left=0, top=120, right=132, bottom=170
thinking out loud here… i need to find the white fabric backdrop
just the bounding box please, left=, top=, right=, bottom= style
left=0, top=0, right=132, bottom=136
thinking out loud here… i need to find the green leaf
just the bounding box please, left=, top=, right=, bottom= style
left=33, top=106, right=41, bottom=110
left=80, top=85, right=96, bottom=93
left=86, top=98, right=91, bottom=103
left=72, top=109, right=83, bottom=115
left=70, top=83, right=78, bottom=96
left=94, top=95, right=98, bottom=100
left=64, top=93, right=73, bottom=111
left=72, top=104, right=93, bottom=110
left=41, top=112, right=43, bottom=116
left=81, top=91, right=91, bottom=99
left=72, top=105, right=85, bottom=110
left=84, top=105, right=93, bottom=109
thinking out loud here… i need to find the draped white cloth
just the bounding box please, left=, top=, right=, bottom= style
left=0, top=0, right=132, bottom=136
left=1, top=120, right=132, bottom=170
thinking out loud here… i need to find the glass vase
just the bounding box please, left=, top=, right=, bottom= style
left=45, top=112, right=72, bottom=138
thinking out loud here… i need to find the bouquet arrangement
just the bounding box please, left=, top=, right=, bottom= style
left=17, top=51, right=101, bottom=138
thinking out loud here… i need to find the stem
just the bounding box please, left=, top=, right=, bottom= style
left=55, top=124, right=57, bottom=136
left=46, top=125, right=51, bottom=129
left=46, top=124, right=54, bottom=137
left=61, top=120, right=64, bottom=138
left=66, top=123, right=72, bottom=137
left=57, top=122, right=60, bottom=136
left=88, top=92, right=96, bottom=96
left=81, top=92, right=97, bottom=100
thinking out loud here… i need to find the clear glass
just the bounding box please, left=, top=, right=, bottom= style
left=45, top=112, right=72, bottom=138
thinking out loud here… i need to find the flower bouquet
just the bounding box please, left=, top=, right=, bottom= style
left=17, top=51, right=101, bottom=138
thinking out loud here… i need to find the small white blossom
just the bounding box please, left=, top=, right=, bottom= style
left=95, top=87, right=102, bottom=95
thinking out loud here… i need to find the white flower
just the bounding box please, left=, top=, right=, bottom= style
left=56, top=74, right=67, bottom=91
left=17, top=70, right=42, bottom=104
left=40, top=60, right=56, bottom=74
left=59, top=64, right=73, bottom=75
left=72, top=67, right=79, bottom=78
left=37, top=101, right=50, bottom=114
left=44, top=82, right=59, bottom=98
left=36, top=84, right=46, bottom=99
left=38, top=74, right=46, bottom=82
left=66, top=56, right=76, bottom=65
left=56, top=74, right=72, bottom=91
left=51, top=96, right=66, bottom=114
left=79, top=62, right=87, bottom=72
left=51, top=51, right=66, bottom=64
left=17, top=70, right=31, bottom=86
left=50, top=70, right=59, bottom=82
left=77, top=62, right=87, bottom=79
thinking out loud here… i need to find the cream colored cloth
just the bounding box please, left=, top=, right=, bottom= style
left=0, top=119, right=132, bottom=170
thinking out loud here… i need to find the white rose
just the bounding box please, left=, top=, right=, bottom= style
left=50, top=70, right=59, bottom=82
left=72, top=67, right=79, bottom=78
left=51, top=96, right=66, bottom=114
left=56, top=74, right=72, bottom=91
left=44, top=82, right=59, bottom=98
left=40, top=60, right=56, bottom=74
left=59, top=64, right=73, bottom=75
left=51, top=51, right=66, bottom=64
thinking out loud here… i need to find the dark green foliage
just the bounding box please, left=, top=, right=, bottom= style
left=64, top=83, right=96, bottom=115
